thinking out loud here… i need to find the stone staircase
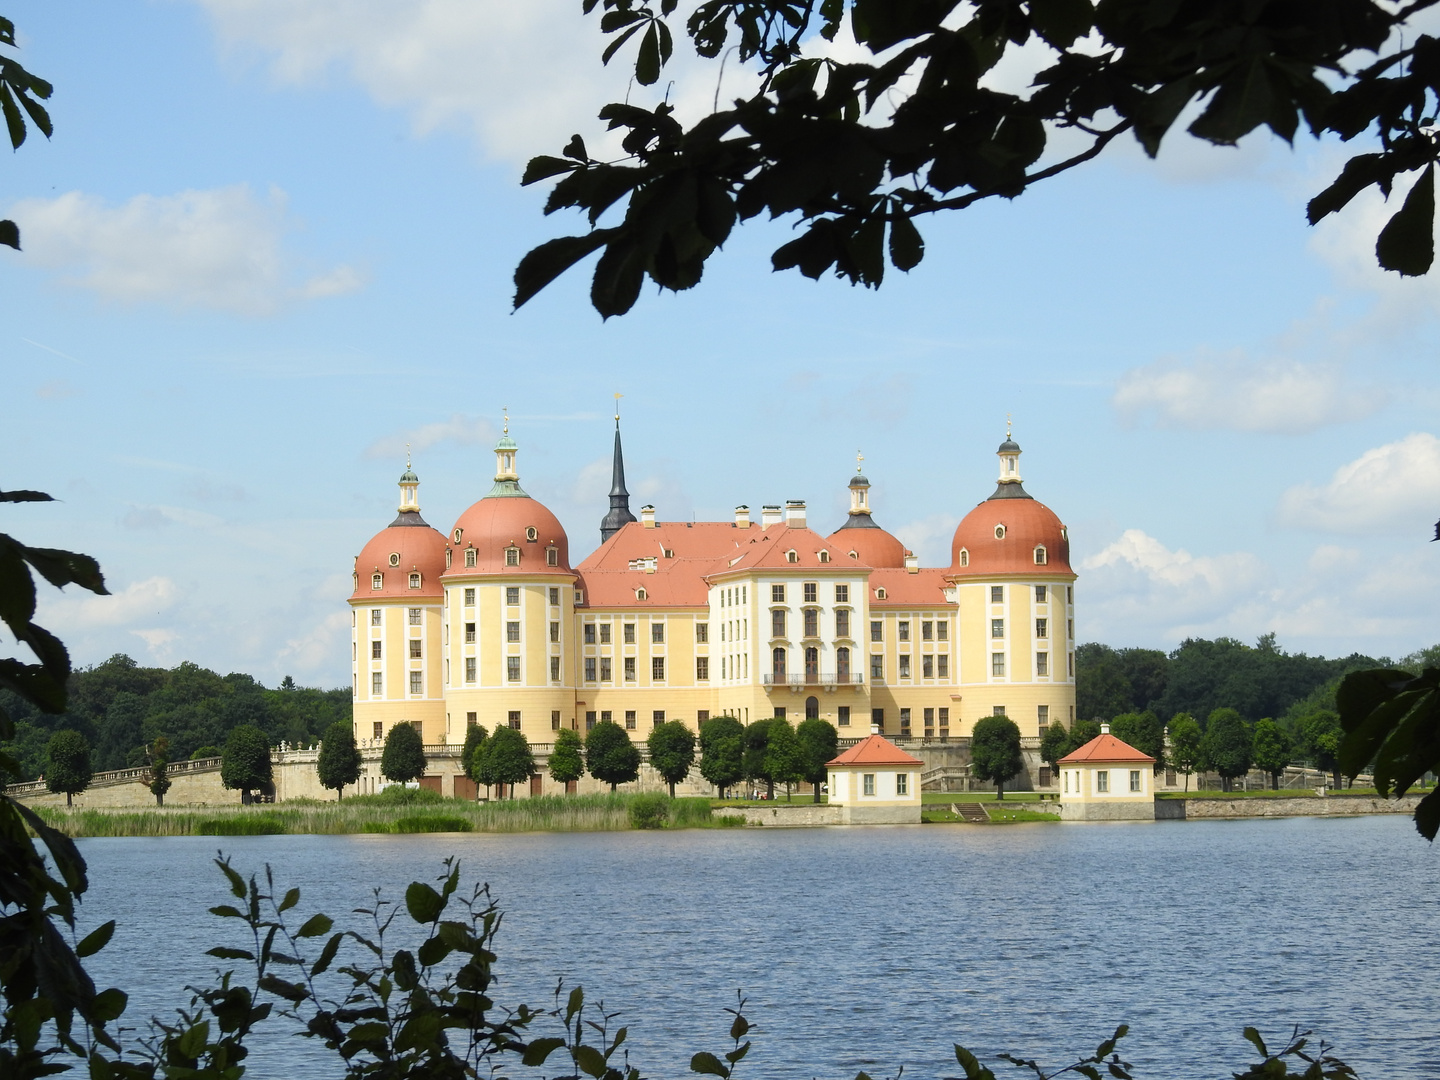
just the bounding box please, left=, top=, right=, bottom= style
left=949, top=802, right=989, bottom=823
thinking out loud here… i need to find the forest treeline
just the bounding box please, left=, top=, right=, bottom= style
left=0, top=654, right=351, bottom=782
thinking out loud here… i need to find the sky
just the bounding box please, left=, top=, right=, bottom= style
left=4, top=1, right=1439, bottom=690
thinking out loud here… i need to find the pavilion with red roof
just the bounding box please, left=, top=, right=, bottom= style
left=826, top=731, right=924, bottom=824
left=1056, top=725, right=1157, bottom=821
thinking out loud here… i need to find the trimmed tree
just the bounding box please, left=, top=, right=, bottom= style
left=1252, top=718, right=1292, bottom=790
left=147, top=736, right=172, bottom=807
left=795, top=717, right=838, bottom=803
left=764, top=718, right=803, bottom=801
left=1039, top=721, right=1070, bottom=780
left=742, top=718, right=776, bottom=799
left=548, top=727, right=585, bottom=791
left=1168, top=713, right=1204, bottom=792
left=586, top=720, right=640, bottom=791
left=462, top=724, right=489, bottom=799
left=647, top=720, right=696, bottom=798
left=381, top=722, right=427, bottom=785
left=1203, top=708, right=1252, bottom=792
left=698, top=715, right=744, bottom=799
left=1299, top=709, right=1344, bottom=789
left=486, top=725, right=535, bottom=798
left=1108, top=711, right=1167, bottom=772
left=220, top=724, right=272, bottom=804
left=316, top=721, right=362, bottom=800
left=45, top=730, right=92, bottom=809
left=970, top=715, right=1024, bottom=800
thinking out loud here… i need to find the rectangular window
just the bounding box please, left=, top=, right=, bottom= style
left=506, top=587, right=519, bottom=605
left=922, top=621, right=933, bottom=640
left=772, top=584, right=785, bottom=602
left=464, top=658, right=476, bottom=683
left=600, top=623, right=611, bottom=644
left=550, top=656, right=560, bottom=681
left=551, top=710, right=561, bottom=730
left=1035, top=585, right=1047, bottom=603
left=992, top=652, right=1005, bottom=676
left=695, top=623, right=708, bottom=643
left=1130, top=770, right=1141, bottom=792
left=584, top=624, right=596, bottom=644
left=466, top=711, right=477, bottom=726
left=505, top=548, right=519, bottom=567
left=586, top=711, right=597, bottom=731
left=899, top=707, right=911, bottom=734
left=465, top=622, right=476, bottom=643
left=772, top=609, right=786, bottom=637
left=899, top=655, right=911, bottom=678
left=991, top=586, right=1003, bottom=603
left=993, top=705, right=1007, bottom=716
left=624, top=710, right=637, bottom=730
left=871, top=708, right=884, bottom=728
left=938, top=707, right=949, bottom=734
left=371, top=641, right=382, bottom=659
left=803, top=582, right=817, bottom=603
left=1036, top=618, right=1048, bottom=638
left=1067, top=619, right=1073, bottom=640
left=1068, top=586, right=1073, bottom=603
left=549, top=587, right=560, bottom=605
left=651, top=622, right=665, bottom=643
left=838, top=705, right=850, bottom=726
left=506, top=657, right=521, bottom=682
left=870, top=654, right=884, bottom=680
left=922, top=655, right=934, bottom=678
left=371, top=672, right=382, bottom=694
left=1097, top=770, right=1109, bottom=793
left=600, top=657, right=612, bottom=681
left=1068, top=651, right=1075, bottom=677
left=698, top=710, right=710, bottom=722
left=653, top=710, right=665, bottom=728
left=652, top=657, right=665, bottom=680
left=896, top=772, right=909, bottom=796
left=465, top=549, right=477, bottom=568
left=623, top=623, right=636, bottom=644
left=1037, top=652, right=1049, bottom=676
left=1038, top=704, right=1050, bottom=728
left=870, top=620, right=883, bottom=641
left=923, top=707, right=934, bottom=733
left=463, top=588, right=475, bottom=606
left=803, top=609, right=818, bottom=636
left=937, top=621, right=948, bottom=641
left=507, top=711, right=521, bottom=731
left=409, top=671, right=422, bottom=694
left=507, top=621, right=520, bottom=642
left=937, top=655, right=949, bottom=678
left=991, top=619, right=1004, bottom=638
left=863, top=773, right=875, bottom=796
left=409, top=639, right=422, bottom=659
left=836, top=609, right=850, bottom=637
left=696, top=656, right=709, bottom=680
left=550, top=621, right=560, bottom=643
left=374, top=721, right=383, bottom=738
left=585, top=658, right=596, bottom=682
left=898, top=620, right=910, bottom=642
left=835, top=584, right=849, bottom=603
left=624, top=657, right=636, bottom=681
left=408, top=607, right=421, bottom=625
left=371, top=609, right=382, bottom=626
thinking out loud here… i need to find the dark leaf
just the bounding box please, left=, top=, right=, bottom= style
left=0, top=219, right=16, bottom=250
left=564, top=134, right=589, bottom=161
left=514, top=231, right=614, bottom=309
left=691, top=1051, right=729, bottom=1078
left=0, top=490, right=53, bottom=503
left=636, top=23, right=662, bottom=86
left=76, top=920, right=115, bottom=958
left=206, top=947, right=255, bottom=961
left=0, top=83, right=25, bottom=148
left=1376, top=164, right=1435, bottom=276
left=1242, top=1027, right=1267, bottom=1057
left=278, top=887, right=300, bottom=913
left=1308, top=153, right=1391, bottom=224
left=888, top=213, right=924, bottom=271
left=296, top=912, right=333, bottom=938
left=91, top=988, right=127, bottom=1023
left=575, top=1043, right=608, bottom=1078
left=309, top=933, right=342, bottom=977
left=1414, top=787, right=1440, bottom=840
left=257, top=974, right=308, bottom=1002
left=522, top=155, right=580, bottom=186
left=522, top=1037, right=567, bottom=1066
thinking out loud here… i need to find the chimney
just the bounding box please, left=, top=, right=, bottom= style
left=734, top=505, right=750, bottom=529
left=870, top=722, right=881, bottom=735
left=640, top=505, right=656, bottom=529
left=785, top=499, right=806, bottom=528
left=904, top=552, right=918, bottom=574
left=1100, top=723, right=1110, bottom=735
left=761, top=504, right=782, bottom=527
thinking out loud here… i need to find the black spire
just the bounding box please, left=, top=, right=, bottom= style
left=600, top=417, right=637, bottom=543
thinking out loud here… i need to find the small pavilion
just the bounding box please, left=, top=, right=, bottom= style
left=827, top=732, right=923, bottom=824
left=1056, top=724, right=1156, bottom=821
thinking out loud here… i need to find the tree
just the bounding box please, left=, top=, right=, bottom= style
left=380, top=722, right=427, bottom=785
left=1251, top=718, right=1292, bottom=790
left=1339, top=666, right=1440, bottom=834
left=519, top=2, right=1440, bottom=322
left=1202, top=709, right=1252, bottom=792
left=795, top=717, right=838, bottom=803
left=1168, top=713, right=1204, bottom=792
left=316, top=721, right=361, bottom=800
left=970, top=715, right=1023, bottom=800
left=1039, top=720, right=1070, bottom=778
left=647, top=720, right=696, bottom=797
left=586, top=720, right=640, bottom=791
left=45, top=730, right=91, bottom=808
left=548, top=727, right=586, bottom=790
left=698, top=715, right=745, bottom=798
left=763, top=718, right=803, bottom=801
left=1108, top=711, right=1166, bottom=772
left=147, top=736, right=171, bottom=807
left=485, top=726, right=536, bottom=798
left=742, top=718, right=776, bottom=799
left=1065, top=719, right=1102, bottom=756
left=220, top=724, right=272, bottom=803
left=1298, top=709, right=1344, bottom=789
left=465, top=724, right=493, bottom=797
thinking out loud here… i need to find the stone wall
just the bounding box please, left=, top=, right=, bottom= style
left=1164, top=793, right=1422, bottom=819
left=715, top=804, right=842, bottom=827
left=1056, top=798, right=1155, bottom=822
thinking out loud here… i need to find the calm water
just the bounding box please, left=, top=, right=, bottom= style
left=73, top=816, right=1439, bottom=1079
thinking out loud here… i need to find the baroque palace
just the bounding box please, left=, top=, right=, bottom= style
left=348, top=420, right=1077, bottom=747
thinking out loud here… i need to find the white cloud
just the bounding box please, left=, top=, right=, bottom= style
left=9, top=186, right=363, bottom=315
left=889, top=511, right=960, bottom=567
left=1277, top=432, right=1440, bottom=534
left=276, top=609, right=350, bottom=672
left=365, top=414, right=499, bottom=459
left=131, top=628, right=181, bottom=662
left=41, top=576, right=180, bottom=630
left=1113, top=351, right=1385, bottom=433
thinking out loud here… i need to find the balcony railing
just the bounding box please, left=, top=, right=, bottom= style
left=761, top=673, right=865, bottom=687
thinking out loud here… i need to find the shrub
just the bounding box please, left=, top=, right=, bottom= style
left=628, top=792, right=671, bottom=829
left=394, top=815, right=472, bottom=833
left=196, top=817, right=286, bottom=836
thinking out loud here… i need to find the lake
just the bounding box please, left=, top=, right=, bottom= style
left=74, top=816, right=1439, bottom=1079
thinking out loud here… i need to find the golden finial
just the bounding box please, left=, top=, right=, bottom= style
left=614, top=392, right=623, bottom=424
left=405, top=442, right=412, bottom=470
left=1006, top=413, right=1012, bottom=439
left=856, top=450, right=864, bottom=473
left=502, top=406, right=509, bottom=435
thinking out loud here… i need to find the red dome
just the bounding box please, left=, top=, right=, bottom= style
left=828, top=524, right=907, bottom=568
left=950, top=497, right=1072, bottom=576
left=351, top=522, right=447, bottom=600
left=443, top=495, right=573, bottom=578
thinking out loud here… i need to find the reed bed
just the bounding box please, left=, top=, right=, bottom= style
left=30, top=793, right=726, bottom=838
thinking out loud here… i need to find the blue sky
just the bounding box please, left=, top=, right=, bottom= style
left=4, top=1, right=1439, bottom=689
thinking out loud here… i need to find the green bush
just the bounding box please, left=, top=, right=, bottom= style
left=191, top=746, right=221, bottom=760
left=349, top=785, right=448, bottom=806
left=196, top=817, right=286, bottom=835
left=393, top=815, right=472, bottom=833
left=628, top=793, right=670, bottom=829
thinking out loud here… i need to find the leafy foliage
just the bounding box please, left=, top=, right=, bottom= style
left=699, top=715, right=744, bottom=797
left=1039, top=720, right=1070, bottom=773
left=221, top=724, right=274, bottom=800
left=519, top=0, right=1440, bottom=319
left=1202, top=708, right=1252, bottom=790
left=1107, top=711, right=1166, bottom=772
left=0, top=18, right=52, bottom=253
left=1167, top=713, right=1204, bottom=791
left=381, top=722, right=428, bottom=784
left=548, top=727, right=586, bottom=787
left=646, top=719, right=695, bottom=796
left=762, top=717, right=803, bottom=799
left=43, top=729, right=92, bottom=805
left=970, top=715, right=1023, bottom=799
left=627, top=791, right=671, bottom=828
left=1338, top=665, right=1440, bottom=838
left=316, top=720, right=362, bottom=799
left=147, top=735, right=172, bottom=806
left=485, top=725, right=537, bottom=797
left=741, top=718, right=776, bottom=798
left=794, top=717, right=838, bottom=802
left=1250, top=718, right=1293, bottom=789
left=585, top=719, right=641, bottom=790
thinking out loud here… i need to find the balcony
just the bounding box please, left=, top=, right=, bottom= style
left=761, top=673, right=865, bottom=688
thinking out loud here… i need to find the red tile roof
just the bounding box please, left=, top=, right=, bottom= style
left=868, top=567, right=952, bottom=607
left=827, top=733, right=924, bottom=767
left=949, top=497, right=1073, bottom=577
left=1058, top=733, right=1155, bottom=764
left=577, top=520, right=744, bottom=607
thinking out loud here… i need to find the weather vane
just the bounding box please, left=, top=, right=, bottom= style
left=856, top=450, right=864, bottom=473
left=405, top=442, right=411, bottom=469
left=615, top=392, right=623, bottom=424
left=1006, top=413, right=1012, bottom=439
left=502, top=406, right=509, bottom=435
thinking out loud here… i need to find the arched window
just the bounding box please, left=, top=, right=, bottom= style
left=636, top=587, right=648, bottom=600
left=876, top=587, right=887, bottom=600
left=786, top=550, right=799, bottom=563
left=389, top=553, right=400, bottom=567
left=505, top=546, right=520, bottom=566
left=546, top=546, right=558, bottom=566
left=445, top=549, right=452, bottom=569
left=1034, top=545, right=1047, bottom=565
left=837, top=647, right=850, bottom=678
left=371, top=573, right=383, bottom=589
left=958, top=548, right=969, bottom=567
left=805, top=695, right=819, bottom=720
left=352, top=573, right=358, bottom=590
left=818, top=550, right=830, bottom=563
left=994, top=524, right=1006, bottom=540
left=409, top=572, right=421, bottom=589
left=805, top=647, right=818, bottom=678
left=772, top=647, right=787, bottom=679
left=464, top=548, right=477, bottom=568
